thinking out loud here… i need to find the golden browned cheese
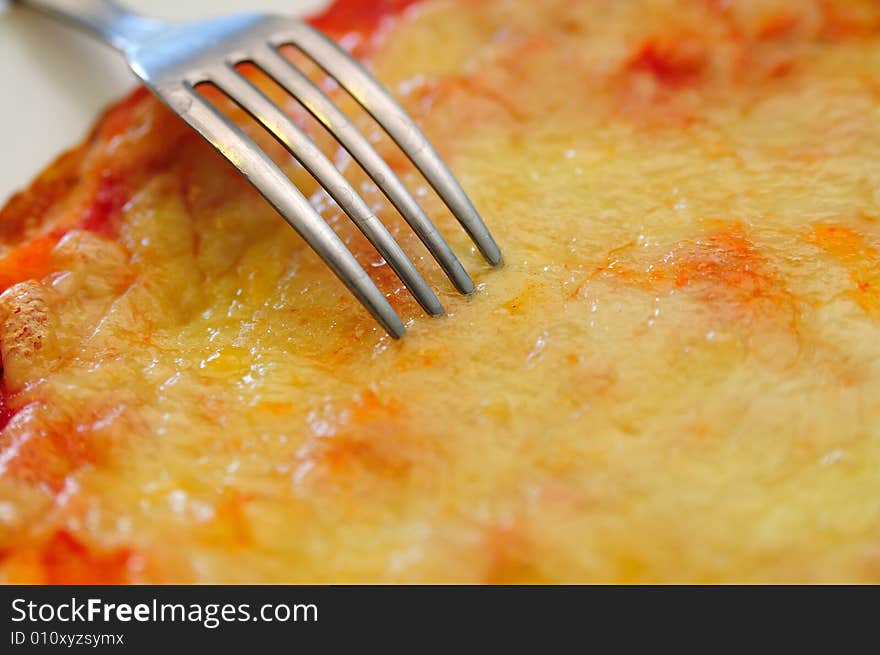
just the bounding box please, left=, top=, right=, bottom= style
left=1, top=0, right=880, bottom=583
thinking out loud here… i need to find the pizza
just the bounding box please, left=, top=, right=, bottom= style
left=1, top=0, right=879, bottom=583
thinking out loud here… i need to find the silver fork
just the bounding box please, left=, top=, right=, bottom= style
left=15, top=0, right=502, bottom=338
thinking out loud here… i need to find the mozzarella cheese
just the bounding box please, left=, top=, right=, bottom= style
left=1, top=0, right=880, bottom=582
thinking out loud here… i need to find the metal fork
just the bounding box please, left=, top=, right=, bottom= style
left=15, top=0, right=502, bottom=337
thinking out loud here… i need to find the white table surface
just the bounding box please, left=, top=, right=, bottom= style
left=0, top=0, right=329, bottom=204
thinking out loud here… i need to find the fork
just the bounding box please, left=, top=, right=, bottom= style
left=15, top=0, right=502, bottom=338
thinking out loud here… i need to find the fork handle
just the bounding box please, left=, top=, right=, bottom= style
left=15, top=0, right=163, bottom=52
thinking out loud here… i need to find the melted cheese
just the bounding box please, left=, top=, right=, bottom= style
left=1, top=0, right=880, bottom=582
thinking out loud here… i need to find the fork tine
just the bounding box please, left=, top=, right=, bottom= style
left=159, top=84, right=406, bottom=338
left=251, top=44, right=476, bottom=295
left=211, top=66, right=444, bottom=317
left=273, top=23, right=503, bottom=267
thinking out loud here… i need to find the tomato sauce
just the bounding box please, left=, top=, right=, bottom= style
left=309, top=0, right=422, bottom=35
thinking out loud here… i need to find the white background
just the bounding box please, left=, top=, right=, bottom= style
left=0, top=0, right=329, bottom=203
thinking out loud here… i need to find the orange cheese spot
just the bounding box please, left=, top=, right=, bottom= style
left=315, top=435, right=413, bottom=479
left=0, top=403, right=123, bottom=493
left=757, top=11, right=800, bottom=41
left=672, top=226, right=790, bottom=322
left=673, top=224, right=771, bottom=293
left=589, top=223, right=792, bottom=325
left=808, top=224, right=880, bottom=318
left=80, top=172, right=129, bottom=237
left=2, top=530, right=136, bottom=584
left=257, top=401, right=295, bottom=416
left=211, top=492, right=254, bottom=547
left=617, top=33, right=715, bottom=127
left=295, top=390, right=430, bottom=488
left=350, top=388, right=403, bottom=422
left=628, top=36, right=709, bottom=89
left=1, top=425, right=94, bottom=494
left=0, top=232, right=63, bottom=294
left=820, top=0, right=880, bottom=41
left=483, top=522, right=546, bottom=584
